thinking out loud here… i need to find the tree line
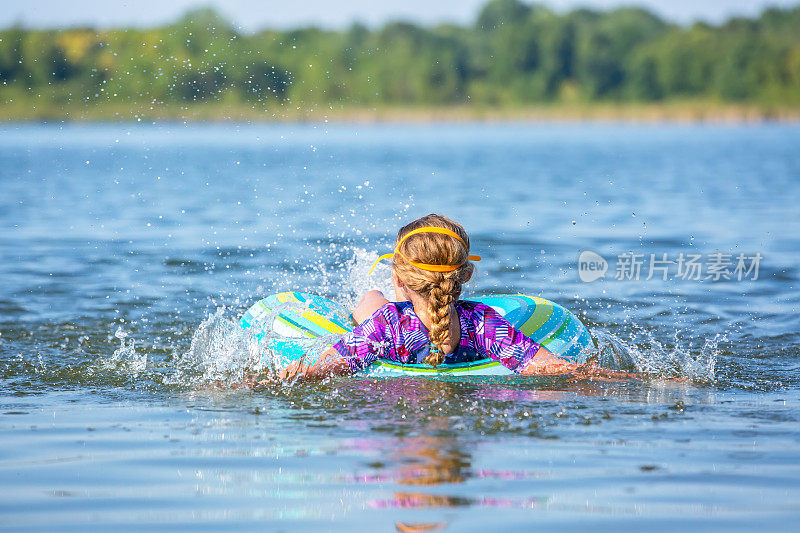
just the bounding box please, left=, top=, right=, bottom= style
left=1, top=0, right=799, bottom=118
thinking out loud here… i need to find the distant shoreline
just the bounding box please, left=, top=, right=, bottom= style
left=2, top=102, right=799, bottom=124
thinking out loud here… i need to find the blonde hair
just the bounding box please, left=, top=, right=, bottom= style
left=392, top=214, right=475, bottom=367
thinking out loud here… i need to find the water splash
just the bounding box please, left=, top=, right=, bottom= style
left=167, top=301, right=347, bottom=388
left=97, top=327, right=148, bottom=378
left=339, top=247, right=394, bottom=308
left=592, top=327, right=718, bottom=382
left=165, top=248, right=390, bottom=388
left=168, top=307, right=263, bottom=386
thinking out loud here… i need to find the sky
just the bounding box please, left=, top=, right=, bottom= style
left=1, top=0, right=797, bottom=31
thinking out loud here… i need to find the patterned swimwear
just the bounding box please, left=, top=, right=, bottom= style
left=331, top=300, right=541, bottom=373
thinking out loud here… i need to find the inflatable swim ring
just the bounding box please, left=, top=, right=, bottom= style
left=239, top=292, right=593, bottom=376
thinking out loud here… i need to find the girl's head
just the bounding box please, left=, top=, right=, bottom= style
left=388, top=214, right=477, bottom=366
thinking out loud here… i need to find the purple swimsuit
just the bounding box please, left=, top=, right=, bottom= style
left=331, top=300, right=540, bottom=373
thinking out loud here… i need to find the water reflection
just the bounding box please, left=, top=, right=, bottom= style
left=367, top=427, right=541, bottom=507
left=393, top=437, right=471, bottom=486
left=332, top=376, right=711, bottom=515
left=166, top=376, right=717, bottom=523
left=351, top=380, right=539, bottom=515
left=394, top=523, right=447, bottom=533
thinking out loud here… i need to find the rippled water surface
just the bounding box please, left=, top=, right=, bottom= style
left=1, top=123, right=799, bottom=530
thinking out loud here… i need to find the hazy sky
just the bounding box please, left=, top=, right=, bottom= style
left=2, top=0, right=797, bottom=30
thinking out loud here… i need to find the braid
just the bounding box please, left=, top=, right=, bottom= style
left=423, top=276, right=460, bottom=367
left=390, top=214, right=475, bottom=368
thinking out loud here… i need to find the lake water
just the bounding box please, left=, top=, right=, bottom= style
left=1, top=122, right=799, bottom=530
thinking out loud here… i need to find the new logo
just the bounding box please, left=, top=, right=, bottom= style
left=578, top=250, right=608, bottom=282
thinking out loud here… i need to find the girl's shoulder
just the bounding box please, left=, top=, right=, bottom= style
left=374, top=301, right=427, bottom=335
left=371, top=300, right=418, bottom=325
left=379, top=300, right=414, bottom=316
left=455, top=299, right=495, bottom=316
left=456, top=300, right=510, bottom=328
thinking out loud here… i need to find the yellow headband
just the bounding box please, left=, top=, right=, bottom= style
left=367, top=226, right=481, bottom=275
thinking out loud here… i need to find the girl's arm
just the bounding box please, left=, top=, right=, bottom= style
left=352, top=290, right=389, bottom=324
left=281, top=292, right=397, bottom=381
left=279, top=347, right=351, bottom=380
left=519, top=346, right=637, bottom=380
left=518, top=346, right=580, bottom=375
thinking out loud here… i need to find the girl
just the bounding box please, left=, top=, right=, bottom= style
left=281, top=214, right=584, bottom=379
